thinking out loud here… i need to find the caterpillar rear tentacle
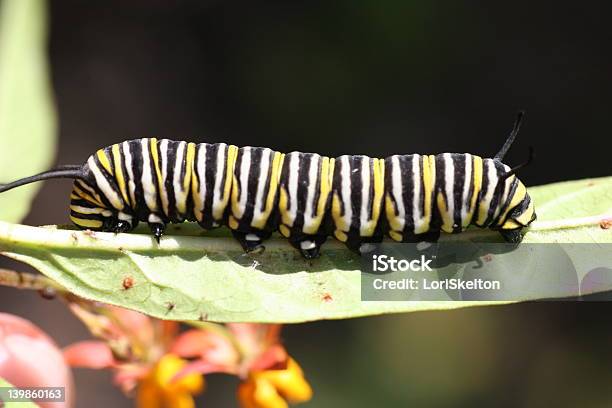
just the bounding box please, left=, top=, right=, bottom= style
left=0, top=113, right=536, bottom=259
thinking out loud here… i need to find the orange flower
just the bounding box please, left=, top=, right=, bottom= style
left=63, top=300, right=313, bottom=407
left=238, top=358, right=312, bottom=408
left=173, top=324, right=313, bottom=407
left=137, top=354, right=204, bottom=408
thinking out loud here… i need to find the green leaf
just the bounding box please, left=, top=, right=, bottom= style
left=0, top=177, right=610, bottom=323
left=522, top=176, right=612, bottom=243
left=0, top=0, right=57, bottom=223
left=0, top=378, right=40, bottom=408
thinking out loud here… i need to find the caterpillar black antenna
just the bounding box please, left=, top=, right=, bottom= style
left=500, top=146, right=534, bottom=182
left=494, top=110, right=525, bottom=161
left=0, top=165, right=83, bottom=194
left=52, top=164, right=82, bottom=171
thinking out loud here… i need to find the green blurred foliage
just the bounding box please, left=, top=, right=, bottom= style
left=0, top=0, right=57, bottom=223
left=289, top=307, right=612, bottom=408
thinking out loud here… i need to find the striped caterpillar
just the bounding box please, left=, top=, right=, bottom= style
left=0, top=113, right=536, bottom=259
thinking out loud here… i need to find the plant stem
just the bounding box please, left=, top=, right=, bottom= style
left=0, top=268, right=64, bottom=291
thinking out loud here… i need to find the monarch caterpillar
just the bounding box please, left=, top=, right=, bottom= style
left=0, top=112, right=536, bottom=259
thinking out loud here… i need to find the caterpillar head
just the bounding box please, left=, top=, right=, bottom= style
left=499, top=180, right=536, bottom=230
left=492, top=152, right=536, bottom=242
left=496, top=182, right=536, bottom=244
left=492, top=111, right=536, bottom=241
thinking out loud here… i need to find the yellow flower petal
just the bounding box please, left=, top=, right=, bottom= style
left=154, top=354, right=205, bottom=394
left=238, top=357, right=313, bottom=408
left=154, top=355, right=184, bottom=385
left=252, top=377, right=288, bottom=408
left=171, top=370, right=205, bottom=395
left=238, top=377, right=291, bottom=408
left=137, top=354, right=205, bottom=408
left=257, top=358, right=312, bottom=403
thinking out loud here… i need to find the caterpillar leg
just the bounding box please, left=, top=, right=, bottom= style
left=289, top=235, right=327, bottom=260
left=103, top=217, right=137, bottom=233
left=232, top=230, right=270, bottom=255
left=148, top=222, right=166, bottom=243
left=114, top=220, right=132, bottom=233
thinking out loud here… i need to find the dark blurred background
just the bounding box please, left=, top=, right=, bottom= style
left=1, top=0, right=612, bottom=407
